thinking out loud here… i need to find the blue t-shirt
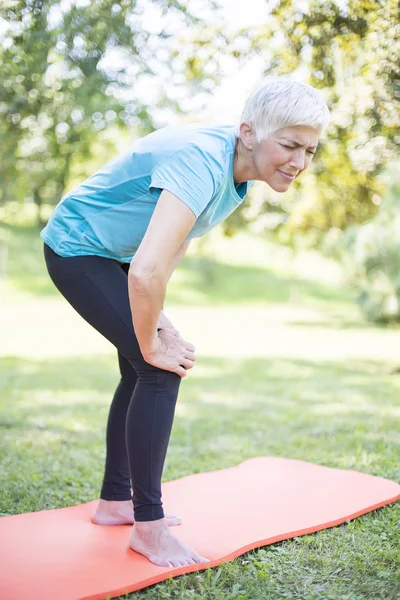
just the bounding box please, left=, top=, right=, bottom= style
left=40, top=123, right=253, bottom=262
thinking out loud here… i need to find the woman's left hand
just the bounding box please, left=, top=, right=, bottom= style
left=157, top=311, right=191, bottom=359
left=158, top=310, right=179, bottom=334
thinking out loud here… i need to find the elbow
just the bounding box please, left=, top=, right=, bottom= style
left=128, top=269, right=152, bottom=292
left=128, top=264, right=165, bottom=290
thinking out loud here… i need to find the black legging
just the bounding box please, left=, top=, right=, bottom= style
left=43, top=243, right=182, bottom=522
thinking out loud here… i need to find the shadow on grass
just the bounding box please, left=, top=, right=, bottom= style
left=1, top=223, right=56, bottom=296
left=2, top=353, right=398, bottom=402
left=1, top=354, right=399, bottom=455
left=0, top=353, right=399, bottom=516
left=168, top=256, right=355, bottom=309
left=0, top=355, right=117, bottom=393
left=2, top=223, right=355, bottom=312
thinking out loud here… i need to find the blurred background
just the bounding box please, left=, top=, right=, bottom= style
left=1, top=0, right=399, bottom=323
left=1, top=3, right=400, bottom=597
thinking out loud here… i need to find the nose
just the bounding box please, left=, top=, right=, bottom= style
left=288, top=149, right=306, bottom=171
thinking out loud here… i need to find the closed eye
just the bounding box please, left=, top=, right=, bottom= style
left=282, top=144, right=315, bottom=155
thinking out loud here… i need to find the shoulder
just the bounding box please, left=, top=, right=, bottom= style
left=181, top=124, right=237, bottom=181
left=137, top=122, right=235, bottom=163
left=183, top=123, right=235, bottom=160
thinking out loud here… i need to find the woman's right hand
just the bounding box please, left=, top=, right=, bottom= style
left=144, top=328, right=196, bottom=377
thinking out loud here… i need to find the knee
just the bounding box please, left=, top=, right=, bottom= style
left=156, top=367, right=182, bottom=390
left=118, top=354, right=138, bottom=386
left=120, top=367, right=138, bottom=387
left=128, top=358, right=181, bottom=389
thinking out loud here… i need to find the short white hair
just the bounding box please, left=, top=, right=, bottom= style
left=235, top=75, right=331, bottom=143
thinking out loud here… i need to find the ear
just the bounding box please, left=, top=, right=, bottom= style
left=239, top=122, right=254, bottom=150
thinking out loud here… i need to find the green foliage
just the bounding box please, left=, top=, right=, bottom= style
left=334, top=165, right=400, bottom=323
left=1, top=0, right=399, bottom=244
left=0, top=0, right=201, bottom=221
left=182, top=0, right=400, bottom=242
left=259, top=0, right=399, bottom=237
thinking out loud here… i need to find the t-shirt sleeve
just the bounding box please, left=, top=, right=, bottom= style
left=149, top=144, right=221, bottom=218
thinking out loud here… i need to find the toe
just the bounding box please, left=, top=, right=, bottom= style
left=169, top=559, right=180, bottom=567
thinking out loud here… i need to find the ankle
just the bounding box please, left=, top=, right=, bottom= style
left=134, top=517, right=167, bottom=531
left=99, top=499, right=132, bottom=505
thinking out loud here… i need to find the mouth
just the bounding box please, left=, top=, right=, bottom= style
left=277, top=170, right=297, bottom=180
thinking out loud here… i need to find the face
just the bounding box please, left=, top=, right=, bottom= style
left=244, top=124, right=321, bottom=191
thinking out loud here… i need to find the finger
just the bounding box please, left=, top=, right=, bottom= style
left=180, top=358, right=195, bottom=369
left=175, top=366, right=187, bottom=378
left=182, top=340, right=195, bottom=352
left=184, top=351, right=196, bottom=361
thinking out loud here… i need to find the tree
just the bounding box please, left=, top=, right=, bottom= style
left=179, top=0, right=399, bottom=242
left=265, top=0, right=399, bottom=238
left=0, top=0, right=203, bottom=223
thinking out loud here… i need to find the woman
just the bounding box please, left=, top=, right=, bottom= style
left=41, top=75, right=330, bottom=568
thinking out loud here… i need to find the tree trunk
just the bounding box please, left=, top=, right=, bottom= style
left=33, top=189, right=46, bottom=227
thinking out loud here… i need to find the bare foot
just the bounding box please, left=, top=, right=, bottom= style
left=129, top=517, right=210, bottom=568
left=92, top=499, right=182, bottom=527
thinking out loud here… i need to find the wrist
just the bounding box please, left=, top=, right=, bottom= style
left=158, top=310, right=174, bottom=329
left=140, top=335, right=158, bottom=360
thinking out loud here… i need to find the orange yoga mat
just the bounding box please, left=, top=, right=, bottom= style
left=1, top=457, right=399, bottom=600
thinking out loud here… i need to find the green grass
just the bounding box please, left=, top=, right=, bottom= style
left=0, top=222, right=399, bottom=600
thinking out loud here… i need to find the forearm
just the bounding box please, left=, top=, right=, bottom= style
left=129, top=241, right=190, bottom=350
left=128, top=272, right=167, bottom=358
left=165, top=240, right=190, bottom=282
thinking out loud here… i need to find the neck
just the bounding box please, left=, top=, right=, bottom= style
left=233, top=136, right=255, bottom=183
